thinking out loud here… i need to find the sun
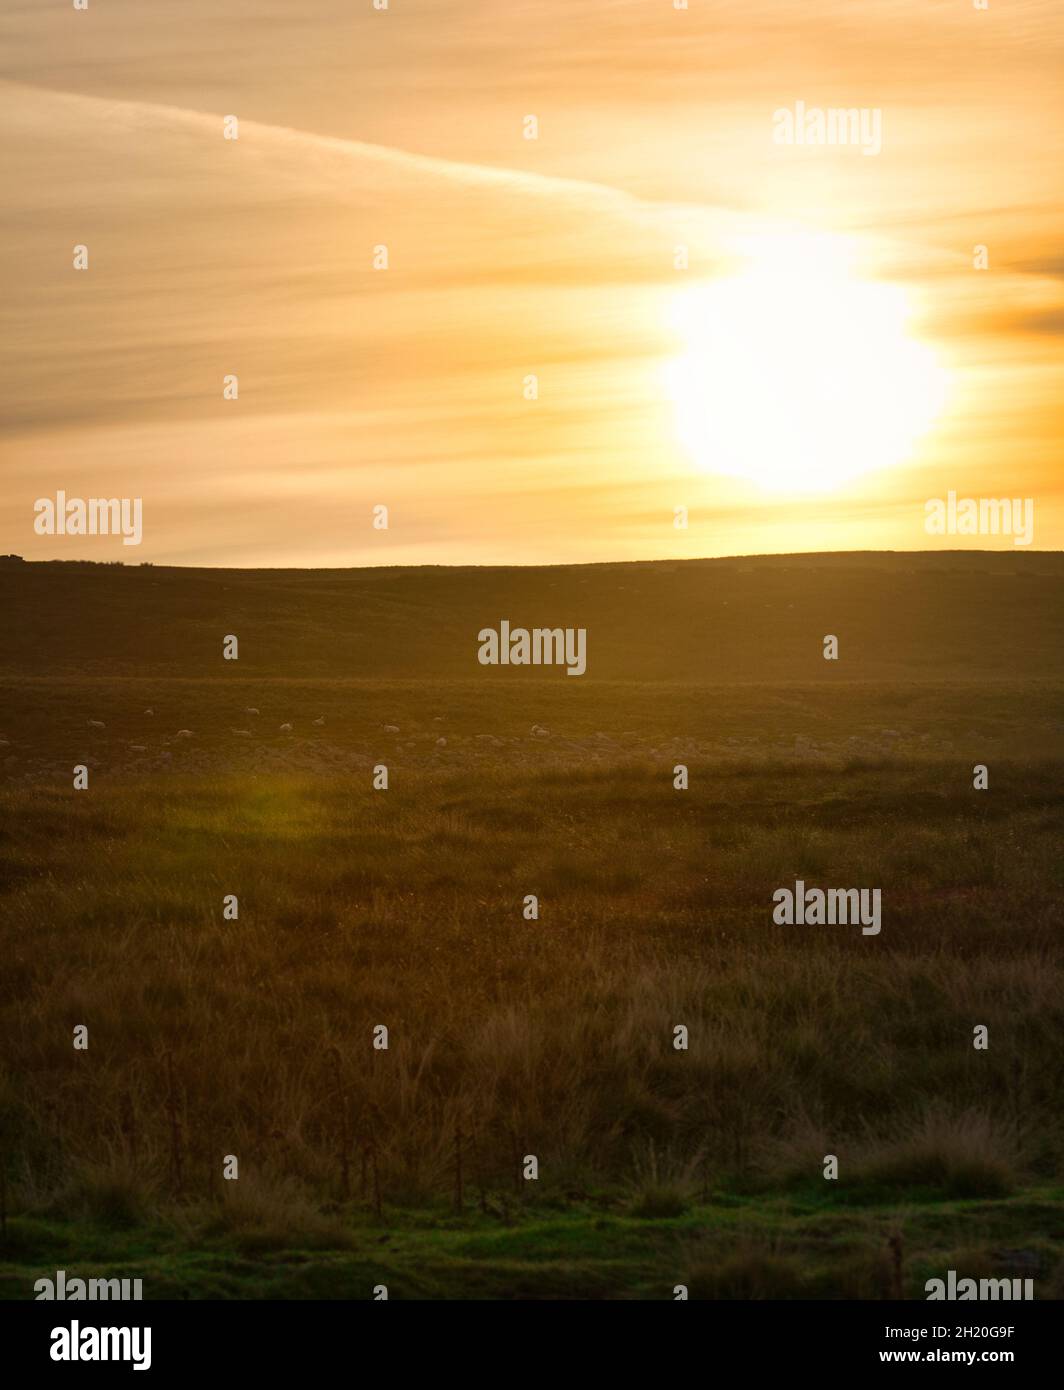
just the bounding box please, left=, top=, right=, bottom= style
left=663, top=230, right=948, bottom=492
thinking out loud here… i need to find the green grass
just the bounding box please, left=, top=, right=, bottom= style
left=3, top=1187, right=1063, bottom=1299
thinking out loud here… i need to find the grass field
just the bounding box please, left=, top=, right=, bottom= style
left=1, top=552, right=1062, bottom=1298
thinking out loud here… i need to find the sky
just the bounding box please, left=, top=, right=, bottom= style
left=1, top=0, right=1061, bottom=566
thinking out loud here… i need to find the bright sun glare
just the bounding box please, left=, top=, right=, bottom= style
left=664, top=231, right=948, bottom=492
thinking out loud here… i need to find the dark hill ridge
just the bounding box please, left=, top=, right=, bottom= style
left=3, top=551, right=1062, bottom=682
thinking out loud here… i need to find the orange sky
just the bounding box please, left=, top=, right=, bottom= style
left=1, top=0, right=1062, bottom=565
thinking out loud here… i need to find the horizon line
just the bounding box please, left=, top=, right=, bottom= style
left=4, top=547, right=1060, bottom=575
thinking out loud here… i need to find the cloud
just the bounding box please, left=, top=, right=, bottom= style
left=0, top=81, right=746, bottom=439
left=1, top=0, right=1061, bottom=563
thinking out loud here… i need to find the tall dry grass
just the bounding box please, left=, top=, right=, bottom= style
left=1, top=753, right=1061, bottom=1228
